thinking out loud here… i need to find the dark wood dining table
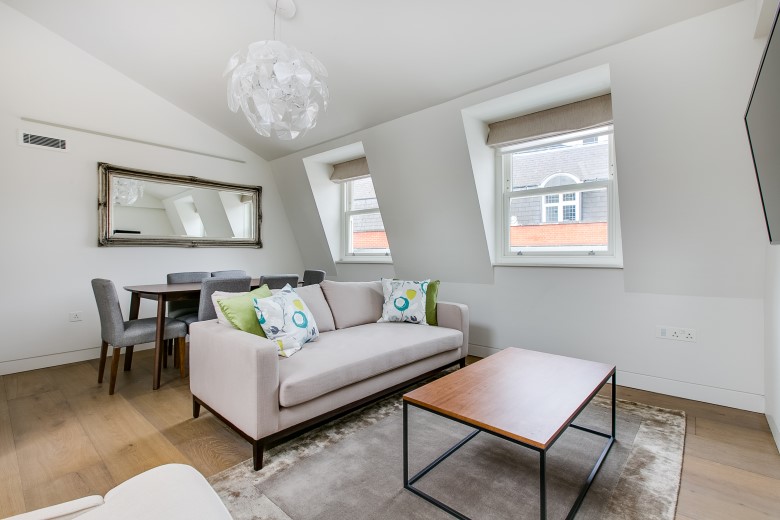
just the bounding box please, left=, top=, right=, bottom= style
left=124, top=278, right=260, bottom=390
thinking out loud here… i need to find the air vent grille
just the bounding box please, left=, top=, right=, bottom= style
left=18, top=131, right=67, bottom=151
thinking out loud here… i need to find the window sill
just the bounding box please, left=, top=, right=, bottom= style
left=337, top=257, right=394, bottom=265
left=494, top=256, right=623, bottom=269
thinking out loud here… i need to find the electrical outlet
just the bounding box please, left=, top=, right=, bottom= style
left=656, top=326, right=696, bottom=342
left=69, top=311, right=83, bottom=322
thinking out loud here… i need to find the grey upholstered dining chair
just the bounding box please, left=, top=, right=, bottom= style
left=211, top=270, right=247, bottom=278
left=175, top=276, right=253, bottom=327
left=302, top=269, right=326, bottom=286
left=91, top=279, right=187, bottom=395
left=167, top=271, right=209, bottom=318
left=258, top=274, right=299, bottom=289
left=164, top=271, right=209, bottom=369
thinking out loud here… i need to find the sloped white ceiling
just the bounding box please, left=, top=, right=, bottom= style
left=3, top=0, right=740, bottom=160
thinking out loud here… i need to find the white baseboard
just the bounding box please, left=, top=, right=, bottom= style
left=617, top=370, right=765, bottom=413
left=0, top=343, right=154, bottom=376
left=767, top=413, right=780, bottom=454
left=466, top=344, right=765, bottom=413
left=468, top=343, right=501, bottom=358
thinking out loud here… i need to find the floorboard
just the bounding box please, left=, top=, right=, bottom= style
left=1, top=352, right=779, bottom=518
left=4, top=370, right=57, bottom=402
left=68, top=388, right=190, bottom=485
left=677, top=456, right=780, bottom=519
left=21, top=463, right=114, bottom=512
left=9, top=390, right=103, bottom=490
left=0, top=405, right=25, bottom=517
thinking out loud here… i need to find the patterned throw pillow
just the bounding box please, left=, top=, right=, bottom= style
left=253, top=284, right=319, bottom=357
left=378, top=278, right=429, bottom=325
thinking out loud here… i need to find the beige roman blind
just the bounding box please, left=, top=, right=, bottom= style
left=330, top=157, right=370, bottom=183
left=486, top=94, right=613, bottom=148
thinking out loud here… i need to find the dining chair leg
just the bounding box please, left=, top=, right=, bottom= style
left=97, top=341, right=109, bottom=383
left=162, top=340, right=168, bottom=369
left=109, top=346, right=121, bottom=395
left=173, top=342, right=180, bottom=369
left=177, top=337, right=187, bottom=379
left=124, top=346, right=134, bottom=371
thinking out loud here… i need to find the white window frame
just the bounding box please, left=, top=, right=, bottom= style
left=495, top=125, right=623, bottom=268
left=341, top=177, right=392, bottom=261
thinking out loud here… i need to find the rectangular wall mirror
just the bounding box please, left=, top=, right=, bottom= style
left=98, top=163, right=262, bottom=247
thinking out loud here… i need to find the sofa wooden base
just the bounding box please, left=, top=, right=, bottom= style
left=192, top=357, right=466, bottom=470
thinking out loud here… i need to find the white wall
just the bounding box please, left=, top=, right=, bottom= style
left=765, top=245, right=780, bottom=449
left=0, top=3, right=303, bottom=374
left=272, top=1, right=768, bottom=411
left=113, top=206, right=175, bottom=236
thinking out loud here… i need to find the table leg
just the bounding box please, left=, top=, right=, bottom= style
left=539, top=450, right=547, bottom=520
left=129, top=293, right=140, bottom=320
left=612, top=372, right=617, bottom=440
left=123, top=346, right=134, bottom=371
left=153, top=294, right=165, bottom=390
left=403, top=401, right=409, bottom=487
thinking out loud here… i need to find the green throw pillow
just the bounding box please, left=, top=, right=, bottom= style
left=426, top=280, right=440, bottom=326
left=218, top=285, right=273, bottom=337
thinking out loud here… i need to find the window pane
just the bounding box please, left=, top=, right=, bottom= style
left=509, top=187, right=608, bottom=252
left=545, top=194, right=559, bottom=203
left=563, top=192, right=576, bottom=201
left=349, top=177, right=378, bottom=211
left=510, top=131, right=611, bottom=191
left=349, top=212, right=389, bottom=254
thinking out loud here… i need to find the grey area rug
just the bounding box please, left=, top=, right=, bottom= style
left=209, top=394, right=685, bottom=520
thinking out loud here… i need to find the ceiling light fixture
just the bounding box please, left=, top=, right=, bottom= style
left=224, top=0, right=329, bottom=140
left=113, top=178, right=143, bottom=206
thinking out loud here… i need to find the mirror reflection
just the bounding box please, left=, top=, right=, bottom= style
left=99, top=163, right=262, bottom=248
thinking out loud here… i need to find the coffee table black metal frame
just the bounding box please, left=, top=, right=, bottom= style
left=403, top=372, right=616, bottom=520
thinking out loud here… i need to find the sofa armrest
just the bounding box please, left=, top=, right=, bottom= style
left=3, top=496, right=103, bottom=520
left=189, top=320, right=280, bottom=440
left=437, top=302, right=469, bottom=358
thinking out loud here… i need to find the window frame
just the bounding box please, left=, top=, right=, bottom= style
left=340, top=177, right=392, bottom=261
left=495, top=125, right=623, bottom=268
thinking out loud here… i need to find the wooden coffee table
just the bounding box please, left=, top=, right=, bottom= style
left=403, top=348, right=616, bottom=520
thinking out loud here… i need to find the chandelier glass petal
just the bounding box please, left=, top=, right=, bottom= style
left=226, top=40, right=329, bottom=141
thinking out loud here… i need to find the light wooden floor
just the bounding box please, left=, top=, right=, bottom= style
left=0, top=351, right=779, bottom=518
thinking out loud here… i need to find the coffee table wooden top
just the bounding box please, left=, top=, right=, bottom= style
left=403, top=348, right=615, bottom=450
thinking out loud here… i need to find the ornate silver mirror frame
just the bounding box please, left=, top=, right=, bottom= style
left=98, top=163, right=262, bottom=248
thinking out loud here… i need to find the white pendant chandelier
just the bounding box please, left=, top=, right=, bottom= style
left=113, top=178, right=143, bottom=206
left=225, top=0, right=329, bottom=141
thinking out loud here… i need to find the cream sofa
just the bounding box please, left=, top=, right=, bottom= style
left=4, top=464, right=232, bottom=520
left=189, top=280, right=469, bottom=470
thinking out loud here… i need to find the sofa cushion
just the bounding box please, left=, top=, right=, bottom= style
left=254, top=285, right=319, bottom=358
left=378, top=278, right=429, bottom=325
left=320, top=280, right=383, bottom=329
left=278, top=322, right=463, bottom=407
left=294, top=284, right=336, bottom=332
left=215, top=285, right=273, bottom=337
left=426, top=280, right=440, bottom=326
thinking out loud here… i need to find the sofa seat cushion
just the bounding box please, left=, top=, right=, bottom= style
left=278, top=322, right=463, bottom=407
